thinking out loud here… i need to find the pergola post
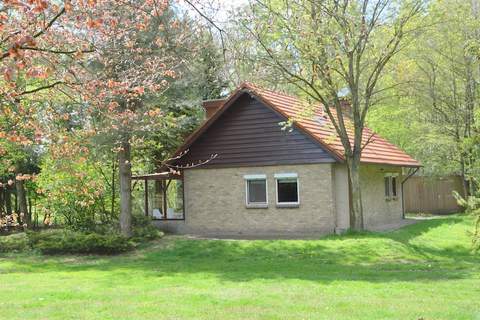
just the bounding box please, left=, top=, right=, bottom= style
left=132, top=171, right=185, bottom=221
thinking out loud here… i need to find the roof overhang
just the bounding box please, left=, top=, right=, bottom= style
left=167, top=82, right=420, bottom=168
left=132, top=172, right=182, bottom=180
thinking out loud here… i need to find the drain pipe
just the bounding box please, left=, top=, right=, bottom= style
left=401, top=167, right=420, bottom=218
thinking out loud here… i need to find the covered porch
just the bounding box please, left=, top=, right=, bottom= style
left=132, top=172, right=185, bottom=221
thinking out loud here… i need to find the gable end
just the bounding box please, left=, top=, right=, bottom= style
left=176, top=93, right=337, bottom=168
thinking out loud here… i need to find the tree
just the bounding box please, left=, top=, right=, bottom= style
left=233, top=0, right=423, bottom=230
left=2, top=0, right=226, bottom=235
left=387, top=0, right=479, bottom=195
left=73, top=1, right=225, bottom=236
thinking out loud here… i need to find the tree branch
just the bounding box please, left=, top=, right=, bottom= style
left=18, top=81, right=64, bottom=96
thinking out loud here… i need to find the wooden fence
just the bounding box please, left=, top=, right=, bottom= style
left=403, top=175, right=465, bottom=214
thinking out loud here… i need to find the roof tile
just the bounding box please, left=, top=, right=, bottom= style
left=174, top=82, right=420, bottom=168
left=236, top=82, right=420, bottom=167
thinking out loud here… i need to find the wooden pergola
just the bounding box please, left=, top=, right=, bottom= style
left=132, top=172, right=184, bottom=220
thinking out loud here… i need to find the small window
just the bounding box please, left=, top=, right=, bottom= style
left=275, top=173, right=299, bottom=207
left=384, top=176, right=391, bottom=197
left=384, top=174, right=398, bottom=200
left=245, top=175, right=268, bottom=208
left=391, top=176, right=397, bottom=197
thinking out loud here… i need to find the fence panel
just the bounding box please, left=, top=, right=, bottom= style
left=403, top=176, right=465, bottom=214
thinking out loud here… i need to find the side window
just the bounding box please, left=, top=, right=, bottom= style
left=244, top=175, right=268, bottom=208
left=384, top=174, right=399, bottom=200
left=275, top=173, right=299, bottom=207
left=384, top=176, right=391, bottom=198
left=391, top=176, right=397, bottom=197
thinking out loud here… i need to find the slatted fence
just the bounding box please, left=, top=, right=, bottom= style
left=403, top=176, right=465, bottom=214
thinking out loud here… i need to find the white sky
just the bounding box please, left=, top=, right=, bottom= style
left=217, top=0, right=249, bottom=11
left=215, top=0, right=249, bottom=22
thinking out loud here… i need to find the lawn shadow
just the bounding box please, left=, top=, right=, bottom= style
left=1, top=215, right=478, bottom=284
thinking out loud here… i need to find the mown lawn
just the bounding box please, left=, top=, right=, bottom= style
left=1, top=215, right=479, bottom=320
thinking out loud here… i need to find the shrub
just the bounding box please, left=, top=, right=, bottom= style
left=36, top=155, right=116, bottom=232
left=454, top=190, right=480, bottom=250
left=0, top=232, right=29, bottom=253
left=27, top=229, right=134, bottom=255
left=132, top=214, right=163, bottom=241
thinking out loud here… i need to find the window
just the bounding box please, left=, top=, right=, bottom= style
left=275, top=173, right=299, bottom=207
left=244, top=175, right=268, bottom=208
left=391, top=176, right=397, bottom=197
left=384, top=174, right=398, bottom=200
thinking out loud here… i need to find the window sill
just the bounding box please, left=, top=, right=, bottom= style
left=276, top=203, right=300, bottom=208
left=246, top=203, right=268, bottom=209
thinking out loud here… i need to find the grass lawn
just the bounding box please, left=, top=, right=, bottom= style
left=1, top=215, right=480, bottom=320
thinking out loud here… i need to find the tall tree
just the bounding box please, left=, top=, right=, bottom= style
left=75, top=2, right=221, bottom=236
left=2, top=0, right=225, bottom=235
left=233, top=0, right=423, bottom=230
left=415, top=0, right=479, bottom=195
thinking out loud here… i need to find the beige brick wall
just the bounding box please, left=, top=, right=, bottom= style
left=332, top=164, right=350, bottom=231
left=360, top=164, right=404, bottom=230
left=153, top=163, right=407, bottom=237
left=180, top=163, right=336, bottom=237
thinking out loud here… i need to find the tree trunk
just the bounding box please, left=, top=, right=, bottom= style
left=15, top=178, right=29, bottom=226
left=111, top=155, right=116, bottom=216
left=0, top=188, right=4, bottom=217
left=118, top=140, right=132, bottom=237
left=5, top=186, right=12, bottom=215
left=346, top=157, right=364, bottom=231
left=460, top=157, right=470, bottom=197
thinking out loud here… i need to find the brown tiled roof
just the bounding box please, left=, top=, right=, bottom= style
left=177, top=82, right=420, bottom=167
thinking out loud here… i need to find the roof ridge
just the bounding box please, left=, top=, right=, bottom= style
left=241, top=82, right=305, bottom=103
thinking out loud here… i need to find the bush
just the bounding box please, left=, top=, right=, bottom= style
left=0, top=215, right=163, bottom=255
left=454, top=190, right=480, bottom=250
left=0, top=232, right=29, bottom=253
left=36, top=156, right=116, bottom=232
left=132, top=214, right=163, bottom=241
left=27, top=229, right=134, bottom=255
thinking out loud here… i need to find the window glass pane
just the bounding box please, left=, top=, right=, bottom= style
left=248, top=180, right=267, bottom=203
left=391, top=177, right=397, bottom=197
left=384, top=177, right=390, bottom=197
left=277, top=179, right=298, bottom=203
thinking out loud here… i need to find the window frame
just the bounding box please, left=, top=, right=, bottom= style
left=384, top=173, right=399, bottom=201
left=244, top=174, right=268, bottom=208
left=274, top=173, right=300, bottom=208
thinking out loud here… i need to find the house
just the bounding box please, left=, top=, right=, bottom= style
left=133, top=82, right=420, bottom=237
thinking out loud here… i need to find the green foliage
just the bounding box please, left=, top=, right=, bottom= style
left=36, top=155, right=115, bottom=232
left=369, top=0, right=480, bottom=178
left=454, top=190, right=480, bottom=250
left=0, top=213, right=163, bottom=254
left=367, top=103, right=459, bottom=176
left=131, top=214, right=163, bottom=241
left=27, top=229, right=134, bottom=255
left=0, top=232, right=29, bottom=252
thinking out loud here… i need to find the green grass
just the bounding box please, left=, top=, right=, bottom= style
left=1, top=215, right=480, bottom=320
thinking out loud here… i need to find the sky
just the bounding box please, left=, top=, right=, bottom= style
left=217, top=0, right=249, bottom=11
left=215, top=0, right=249, bottom=22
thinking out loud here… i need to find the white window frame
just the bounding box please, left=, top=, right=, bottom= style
left=244, top=174, right=268, bottom=208
left=274, top=173, right=300, bottom=207
left=384, top=173, right=399, bottom=201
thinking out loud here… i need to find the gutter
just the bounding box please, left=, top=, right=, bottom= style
left=401, top=166, right=420, bottom=218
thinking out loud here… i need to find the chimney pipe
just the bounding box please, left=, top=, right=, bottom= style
left=202, top=99, right=226, bottom=119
